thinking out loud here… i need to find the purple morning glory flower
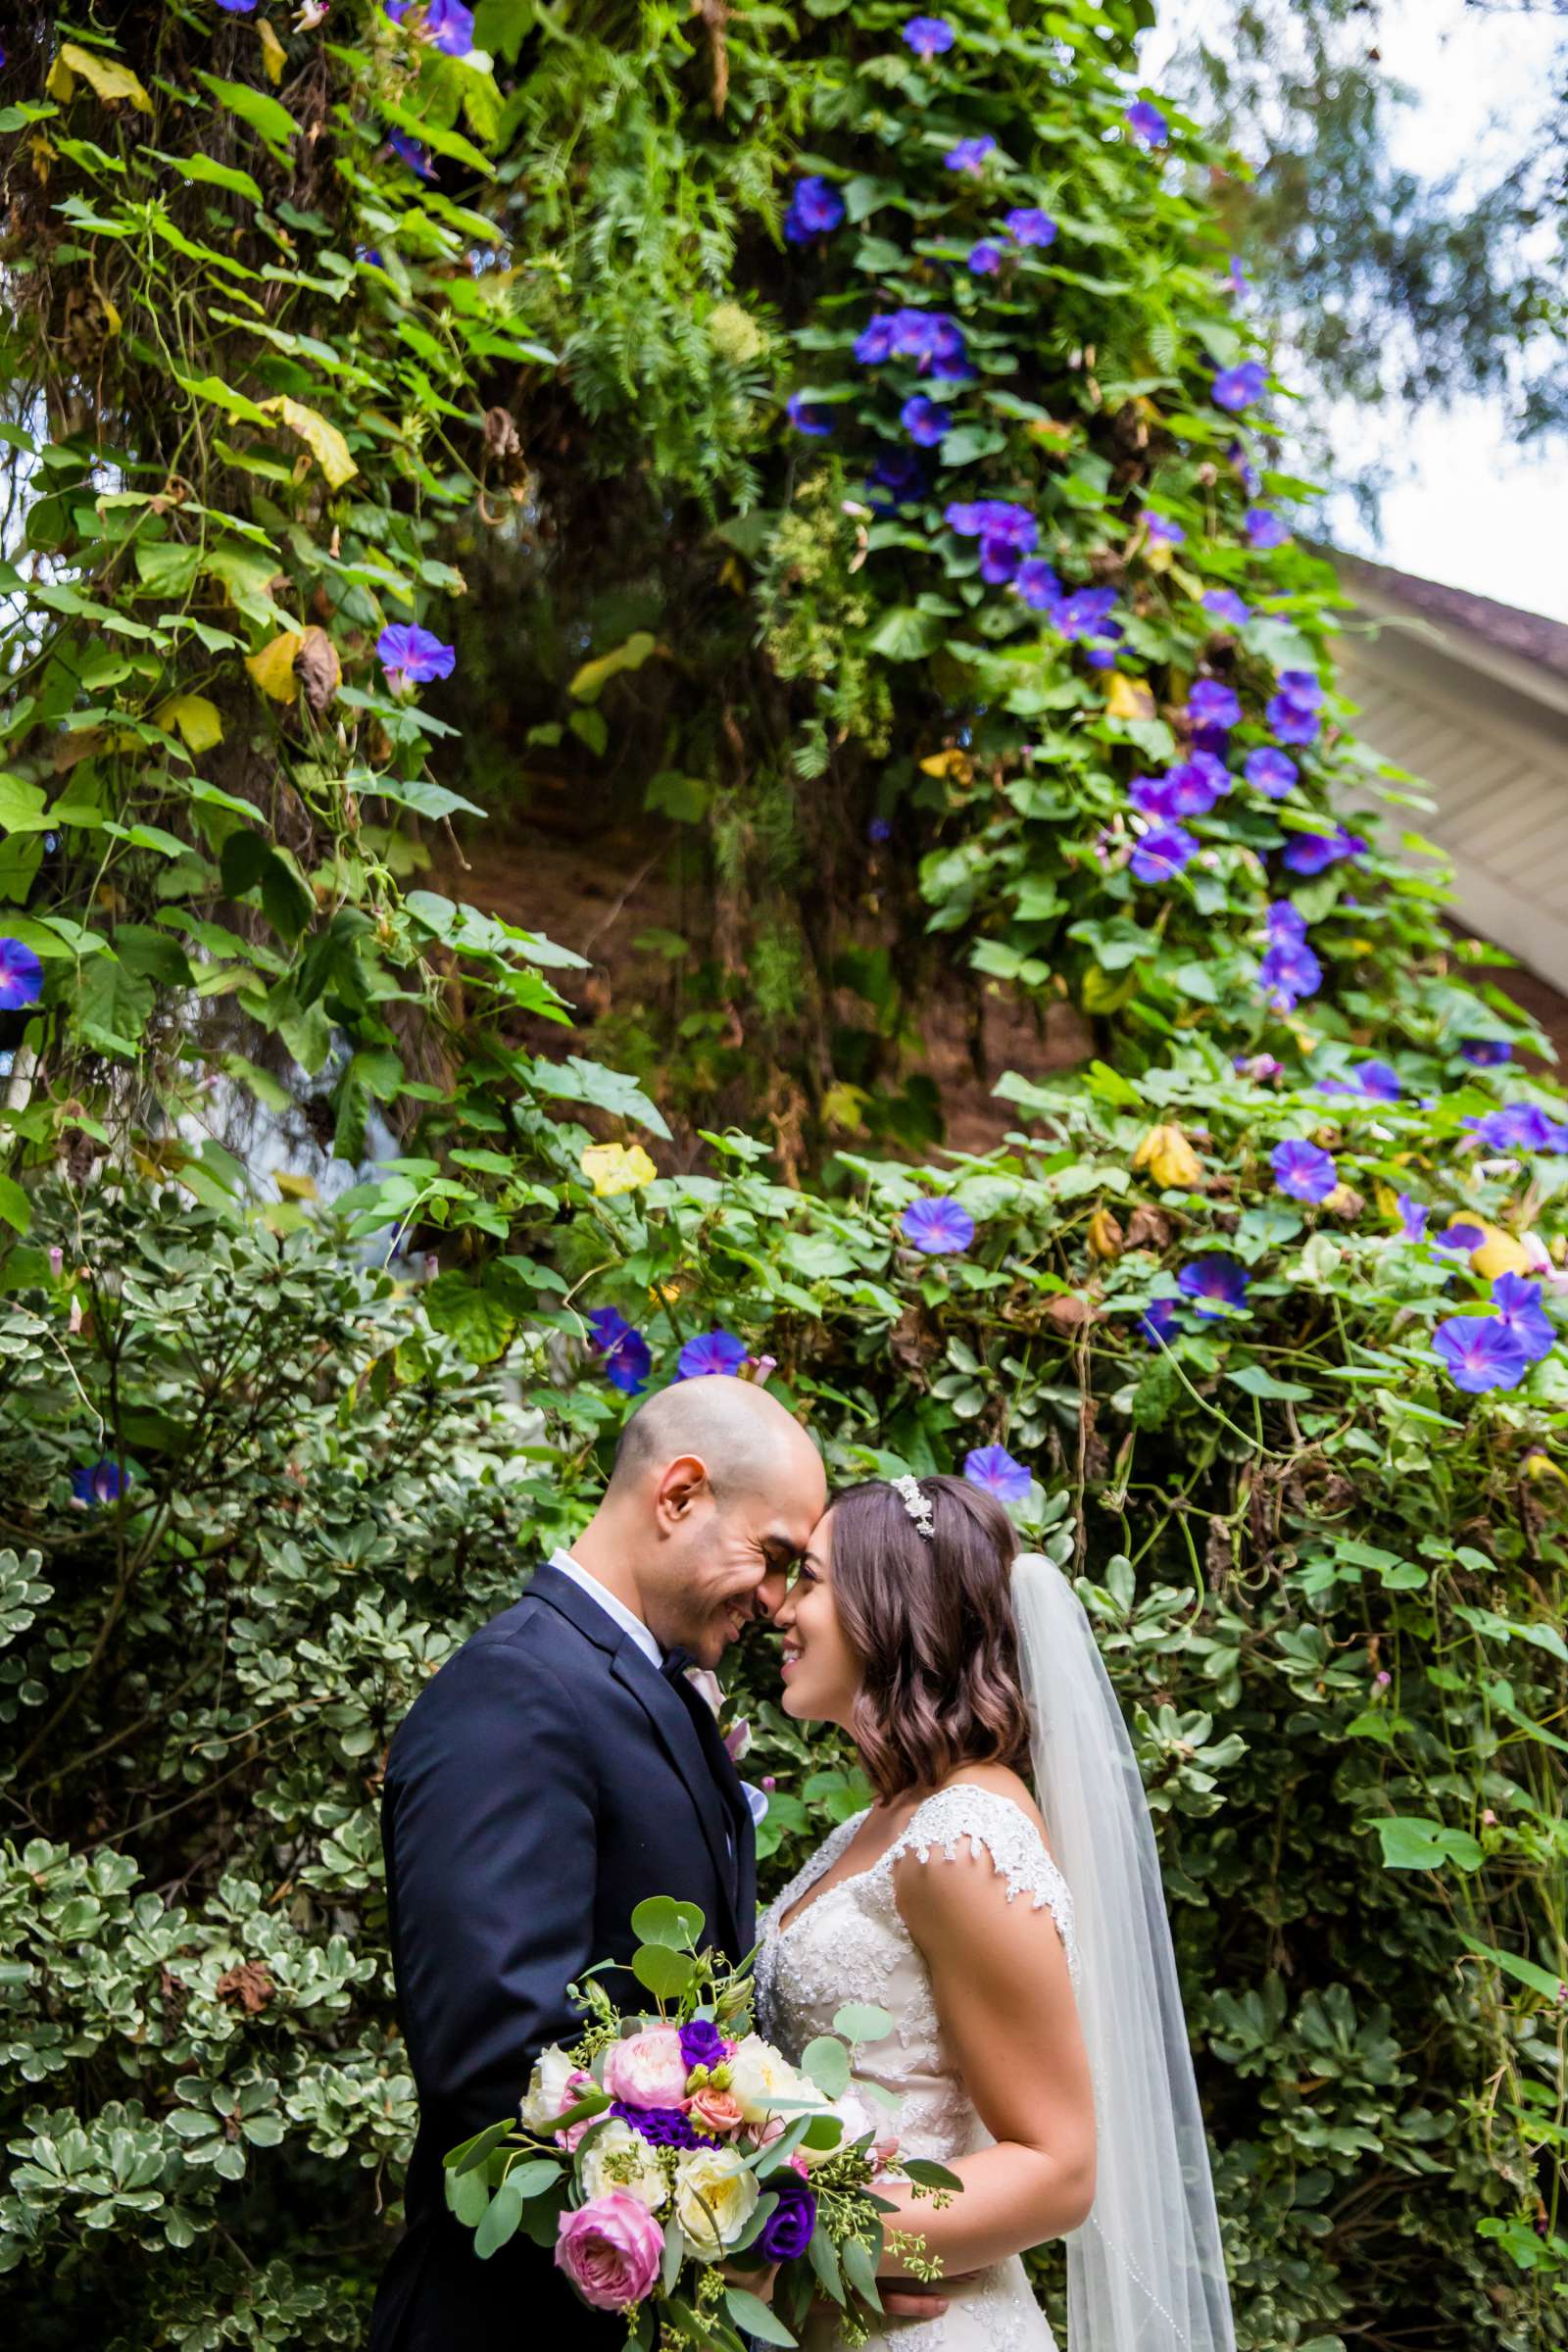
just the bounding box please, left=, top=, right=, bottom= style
left=1350, top=1059, right=1401, bottom=1102
left=1141, top=1298, right=1182, bottom=1348
left=902, top=393, right=950, bottom=446
left=1460, top=1039, right=1512, bottom=1066
left=1258, top=938, right=1323, bottom=1013
left=1397, top=1194, right=1430, bottom=1243
left=1235, top=1053, right=1284, bottom=1083
left=1014, top=558, right=1063, bottom=612
left=1272, top=1138, right=1338, bottom=1203
left=945, top=136, right=997, bottom=175
left=1128, top=773, right=1179, bottom=822
left=676, top=1330, right=750, bottom=1380
left=586, top=1306, right=653, bottom=1396
left=71, top=1459, right=127, bottom=1506
left=1188, top=677, right=1242, bottom=730
left=857, top=308, right=968, bottom=375
left=903, top=14, right=956, bottom=57
left=1467, top=1103, right=1568, bottom=1154
left=1432, top=1317, right=1532, bottom=1394
left=855, top=316, right=897, bottom=366
left=1004, top=208, right=1057, bottom=248
left=1054, top=585, right=1119, bottom=642
left=0, top=937, right=44, bottom=1009
left=215, top=0, right=257, bottom=10
left=1435, top=1222, right=1486, bottom=1254
left=377, top=622, right=457, bottom=691
left=784, top=175, right=845, bottom=243
left=945, top=499, right=1038, bottom=583
left=1266, top=898, right=1308, bottom=944
left=1282, top=826, right=1366, bottom=876
left=868, top=815, right=893, bottom=844
left=1276, top=668, right=1323, bottom=711
left=963, top=1446, right=1032, bottom=1503
left=786, top=392, right=834, bottom=437
left=1245, top=747, right=1298, bottom=799
left=388, top=130, right=437, bottom=181
left=1130, top=822, right=1198, bottom=885
left=1178, top=1255, right=1250, bottom=1317
left=1125, top=100, right=1168, bottom=146
left=1141, top=510, right=1186, bottom=546
left=386, top=0, right=474, bottom=55
left=901, top=1197, right=977, bottom=1254
left=757, top=2171, right=818, bottom=2263
left=867, top=448, right=929, bottom=508
left=1211, top=361, right=1267, bottom=413
left=1226, top=253, right=1248, bottom=297
left=1492, top=1274, right=1555, bottom=1362
left=1266, top=694, right=1319, bottom=746
left=1229, top=442, right=1261, bottom=498
left=1202, top=588, right=1250, bottom=628
left=1246, top=507, right=1290, bottom=552
left=968, top=240, right=1004, bottom=274
left=1161, top=753, right=1229, bottom=816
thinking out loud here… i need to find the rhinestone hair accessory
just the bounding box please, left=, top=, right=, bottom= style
left=892, top=1474, right=935, bottom=1539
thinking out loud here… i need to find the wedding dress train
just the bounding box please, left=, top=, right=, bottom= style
left=756, top=1783, right=1075, bottom=2352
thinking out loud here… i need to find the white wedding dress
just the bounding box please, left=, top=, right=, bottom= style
left=756, top=1782, right=1076, bottom=2352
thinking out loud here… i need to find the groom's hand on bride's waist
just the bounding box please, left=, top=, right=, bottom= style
left=877, top=2276, right=970, bottom=2318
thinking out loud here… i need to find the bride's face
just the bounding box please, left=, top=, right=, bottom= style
left=773, top=1506, right=861, bottom=1727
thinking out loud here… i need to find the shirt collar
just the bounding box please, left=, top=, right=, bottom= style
left=548, top=1548, right=662, bottom=1670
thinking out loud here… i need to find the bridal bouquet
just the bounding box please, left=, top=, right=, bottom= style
left=442, top=1895, right=956, bottom=2350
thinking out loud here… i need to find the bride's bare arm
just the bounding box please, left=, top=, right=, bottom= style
left=872, top=1837, right=1096, bottom=2278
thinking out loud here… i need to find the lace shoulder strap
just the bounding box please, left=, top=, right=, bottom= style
left=886, top=1783, right=1080, bottom=1984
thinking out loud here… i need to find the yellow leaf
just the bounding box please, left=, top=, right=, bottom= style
left=256, top=19, right=288, bottom=84
left=260, top=396, right=358, bottom=489
left=580, top=1142, right=659, bottom=1198
left=1467, top=1222, right=1533, bottom=1280
left=568, top=632, right=659, bottom=703
left=1132, top=1122, right=1202, bottom=1190
left=246, top=630, right=305, bottom=702
left=919, top=749, right=974, bottom=783
left=156, top=694, right=224, bottom=755
left=274, top=1170, right=319, bottom=1201
left=1087, top=1208, right=1124, bottom=1261
left=53, top=42, right=153, bottom=112
left=1524, top=1448, right=1568, bottom=1488
left=1104, top=671, right=1156, bottom=721
left=820, top=1082, right=869, bottom=1135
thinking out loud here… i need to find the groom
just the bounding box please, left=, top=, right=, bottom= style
left=368, top=1373, right=826, bottom=2348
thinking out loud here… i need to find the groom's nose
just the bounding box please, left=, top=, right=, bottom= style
left=754, top=1562, right=790, bottom=1621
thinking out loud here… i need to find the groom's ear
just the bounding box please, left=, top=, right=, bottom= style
left=656, top=1451, right=711, bottom=1527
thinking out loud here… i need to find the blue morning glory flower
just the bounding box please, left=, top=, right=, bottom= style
left=1246, top=507, right=1290, bottom=552
left=1160, top=752, right=1229, bottom=816
left=945, top=136, right=997, bottom=175
left=587, top=1306, right=654, bottom=1396
left=1432, top=1317, right=1532, bottom=1394
left=1188, top=677, right=1242, bottom=730
left=1258, top=937, right=1322, bottom=1013
left=866, top=448, right=929, bottom=508
left=1211, top=361, right=1267, bottom=413
left=1178, top=1255, right=1250, bottom=1317
left=902, top=394, right=950, bottom=446
left=0, top=937, right=43, bottom=1009
left=1459, top=1039, right=1512, bottom=1067
left=945, top=499, right=1038, bottom=583
left=386, top=0, right=475, bottom=56
left=868, top=816, right=893, bottom=844
left=1014, top=558, right=1063, bottom=612
left=1125, top=100, right=1168, bottom=146
left=388, top=130, right=438, bottom=181
left=377, top=623, right=456, bottom=692
left=1130, top=822, right=1198, bottom=885
left=1245, top=746, right=1298, bottom=799
left=676, top=1330, right=750, bottom=1380
left=1434, top=1222, right=1487, bottom=1254
left=786, top=393, right=834, bottom=437
left=901, top=1197, right=978, bottom=1254
left=967, top=239, right=1004, bottom=274
left=1282, top=826, right=1366, bottom=875
left=1226, top=253, right=1248, bottom=297
left=71, top=1459, right=128, bottom=1506
left=1141, top=510, right=1186, bottom=546
left=1467, top=1103, right=1568, bottom=1153
left=1053, top=586, right=1119, bottom=642
left=963, top=1446, right=1032, bottom=1503
left=1492, top=1273, right=1556, bottom=1364
left=785, top=175, right=846, bottom=243
left=1202, top=588, right=1250, bottom=628
left=1271, top=1138, right=1338, bottom=1202
left=1266, top=899, right=1308, bottom=945
left=1141, top=1297, right=1182, bottom=1348
left=1004, top=208, right=1057, bottom=248
left=1276, top=668, right=1323, bottom=711
left=903, top=15, right=956, bottom=57
left=857, top=308, right=968, bottom=374
left=1266, top=693, right=1319, bottom=746
left=1397, top=1194, right=1430, bottom=1243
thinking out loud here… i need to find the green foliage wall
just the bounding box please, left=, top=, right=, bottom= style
left=0, top=6, right=1564, bottom=2350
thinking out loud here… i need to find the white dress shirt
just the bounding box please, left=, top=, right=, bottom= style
left=548, top=1547, right=662, bottom=1670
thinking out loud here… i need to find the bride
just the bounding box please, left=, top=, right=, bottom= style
left=756, top=1473, right=1237, bottom=2352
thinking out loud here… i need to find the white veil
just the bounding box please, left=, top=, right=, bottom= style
left=1011, top=1551, right=1236, bottom=2352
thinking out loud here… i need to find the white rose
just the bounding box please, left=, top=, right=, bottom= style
left=798, top=2087, right=876, bottom=2169
left=519, top=2043, right=578, bottom=2132
left=673, top=2143, right=760, bottom=2259
left=578, top=2118, right=669, bottom=2213
left=726, top=2034, right=817, bottom=2127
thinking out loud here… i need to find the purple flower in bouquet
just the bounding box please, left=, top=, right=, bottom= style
left=758, top=2172, right=819, bottom=2262
left=786, top=393, right=834, bottom=437
left=1014, top=558, right=1063, bottom=612
left=1211, top=361, right=1267, bottom=413
left=1246, top=507, right=1290, bottom=552
left=1141, top=510, right=1186, bottom=546
left=945, top=135, right=997, bottom=175
left=0, top=937, right=43, bottom=1009
left=1141, top=1297, right=1182, bottom=1348
left=1054, top=585, right=1119, bottom=642
left=1130, top=822, right=1197, bottom=884
left=388, top=130, right=438, bottom=181
left=385, top=0, right=474, bottom=55
left=1460, top=1038, right=1512, bottom=1066
left=1433, top=1317, right=1532, bottom=1395
left=1188, top=677, right=1242, bottom=730
left=963, top=1446, right=1032, bottom=1503
left=968, top=239, right=1004, bottom=274
left=903, top=15, right=956, bottom=57
left=1397, top=1194, right=1430, bottom=1243
left=1126, top=100, right=1168, bottom=146
left=901, top=1197, right=976, bottom=1254
left=902, top=393, right=951, bottom=446
left=1178, top=1255, right=1250, bottom=1317
left=1271, top=1138, right=1338, bottom=1203
left=71, top=1459, right=127, bottom=1507
left=1245, top=747, right=1297, bottom=799
left=555, top=2193, right=664, bottom=2312
left=944, top=499, right=1037, bottom=582
left=610, top=2101, right=719, bottom=2149
left=377, top=622, right=456, bottom=692
left=586, top=1307, right=652, bottom=1396
left=1492, top=1272, right=1556, bottom=1364
left=678, top=2019, right=730, bottom=2074
left=784, top=175, right=845, bottom=243
left=675, top=1330, right=749, bottom=1380
left=1004, top=207, right=1057, bottom=248
left=1258, top=936, right=1323, bottom=1012
left=1162, top=752, right=1229, bottom=816
left=1202, top=588, right=1250, bottom=628
left=1282, top=826, right=1365, bottom=875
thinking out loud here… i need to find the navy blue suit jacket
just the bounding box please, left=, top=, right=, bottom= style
left=368, top=1563, right=756, bottom=2350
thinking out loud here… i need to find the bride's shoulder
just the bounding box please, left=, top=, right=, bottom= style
left=889, top=1768, right=1067, bottom=1902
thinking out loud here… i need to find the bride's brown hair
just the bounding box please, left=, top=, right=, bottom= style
left=828, top=1475, right=1031, bottom=1800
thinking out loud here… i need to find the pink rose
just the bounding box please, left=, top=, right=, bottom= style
left=602, top=2026, right=689, bottom=2110
left=686, top=2084, right=746, bottom=2137
left=556, top=2073, right=598, bottom=2152
left=555, top=2191, right=663, bottom=2312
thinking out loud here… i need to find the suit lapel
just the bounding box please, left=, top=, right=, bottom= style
left=611, top=1648, right=741, bottom=1951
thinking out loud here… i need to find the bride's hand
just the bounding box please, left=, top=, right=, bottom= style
left=720, top=2258, right=779, bottom=2304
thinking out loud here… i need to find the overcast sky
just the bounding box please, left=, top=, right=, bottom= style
left=1143, top=0, right=1568, bottom=622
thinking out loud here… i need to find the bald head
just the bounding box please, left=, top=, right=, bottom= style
left=611, top=1375, right=822, bottom=1508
